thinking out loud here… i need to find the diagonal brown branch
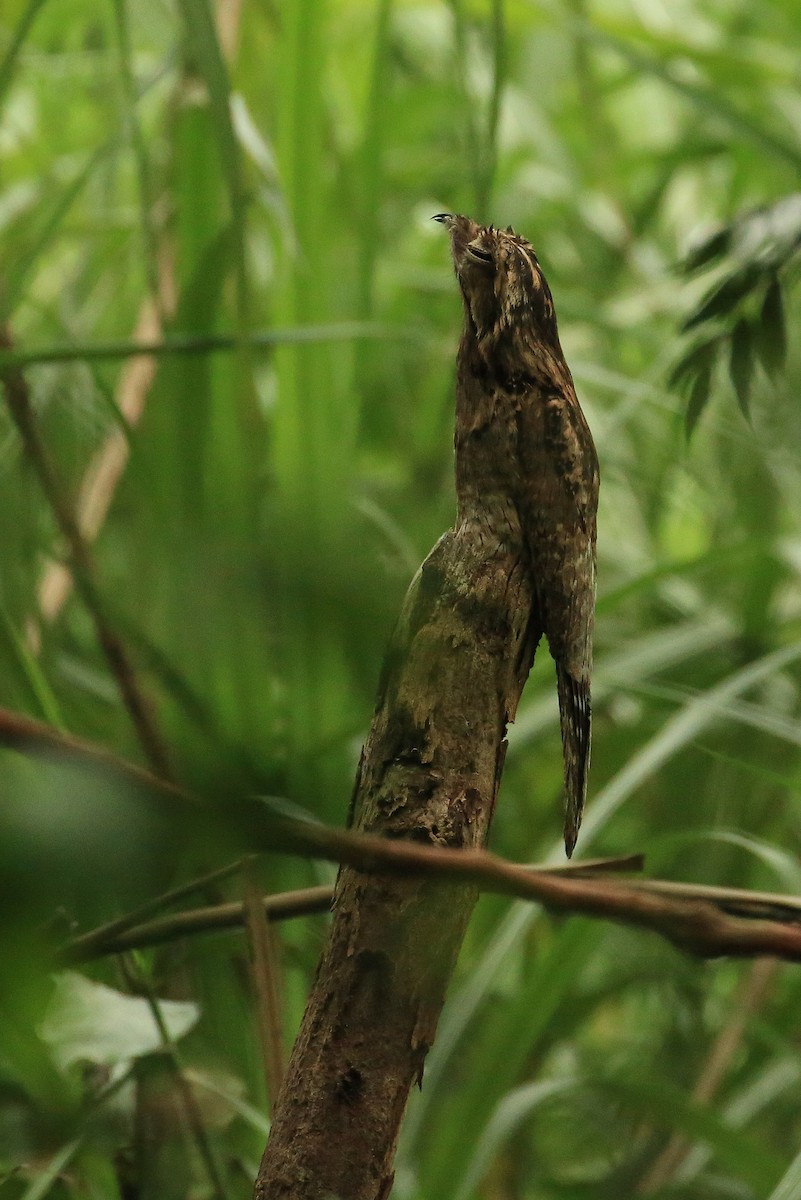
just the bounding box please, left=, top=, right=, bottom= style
left=65, top=884, right=335, bottom=962
left=64, top=856, right=249, bottom=961
left=63, top=855, right=638, bottom=963
left=0, top=705, right=182, bottom=798
left=0, top=326, right=172, bottom=777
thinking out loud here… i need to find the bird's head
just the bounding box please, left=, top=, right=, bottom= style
left=432, top=213, right=558, bottom=344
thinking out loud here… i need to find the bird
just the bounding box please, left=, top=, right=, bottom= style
left=433, top=213, right=599, bottom=856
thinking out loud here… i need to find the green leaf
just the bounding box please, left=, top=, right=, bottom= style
left=756, top=275, right=787, bottom=378
left=769, top=1145, right=801, bottom=1200
left=682, top=264, right=762, bottom=331
left=729, top=317, right=754, bottom=421
left=668, top=337, right=719, bottom=390
left=453, top=1079, right=573, bottom=1200
left=175, top=0, right=249, bottom=328
left=732, top=193, right=801, bottom=272
left=681, top=225, right=732, bottom=274
left=39, top=972, right=199, bottom=1070
left=685, top=359, right=714, bottom=438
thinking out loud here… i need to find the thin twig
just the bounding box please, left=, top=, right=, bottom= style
left=0, top=323, right=397, bottom=371
left=67, top=859, right=640, bottom=961
left=0, top=705, right=184, bottom=799
left=270, top=814, right=801, bottom=956
left=66, top=857, right=247, bottom=960
left=0, top=327, right=172, bottom=777
left=66, top=884, right=334, bottom=962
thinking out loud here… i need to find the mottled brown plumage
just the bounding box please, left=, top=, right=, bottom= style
left=434, top=213, right=599, bottom=856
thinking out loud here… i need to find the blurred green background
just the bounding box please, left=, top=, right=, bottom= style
left=1, top=0, right=801, bottom=1196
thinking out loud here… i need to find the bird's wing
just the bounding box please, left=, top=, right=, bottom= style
left=514, top=380, right=598, bottom=667
left=514, top=376, right=599, bottom=855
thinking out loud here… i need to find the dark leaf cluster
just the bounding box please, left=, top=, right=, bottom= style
left=671, top=194, right=801, bottom=433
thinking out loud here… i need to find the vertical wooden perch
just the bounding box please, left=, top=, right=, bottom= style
left=254, top=212, right=596, bottom=1197
left=254, top=523, right=538, bottom=1199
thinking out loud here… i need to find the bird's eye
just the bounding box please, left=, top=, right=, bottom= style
left=467, top=244, right=493, bottom=264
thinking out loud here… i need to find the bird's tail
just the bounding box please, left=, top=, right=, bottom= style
left=556, top=666, right=592, bottom=858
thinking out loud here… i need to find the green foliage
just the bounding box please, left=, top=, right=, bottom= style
left=671, top=194, right=801, bottom=431
left=1, top=0, right=801, bottom=1197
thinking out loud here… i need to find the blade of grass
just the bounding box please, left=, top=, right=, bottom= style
left=0, top=603, right=65, bottom=728
left=0, top=0, right=50, bottom=110
left=356, top=0, right=393, bottom=320
left=453, top=1079, right=573, bottom=1200
left=270, top=0, right=364, bottom=811
left=576, top=639, right=801, bottom=851
left=625, top=680, right=801, bottom=749
left=418, top=637, right=801, bottom=1145
left=67, top=857, right=247, bottom=960
left=420, top=920, right=590, bottom=1197
left=110, top=0, right=163, bottom=317
left=749, top=1103, right=801, bottom=1199
left=175, top=0, right=249, bottom=329
left=20, top=1138, right=82, bottom=1200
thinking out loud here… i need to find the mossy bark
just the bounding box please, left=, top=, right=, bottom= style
left=254, top=524, right=537, bottom=1199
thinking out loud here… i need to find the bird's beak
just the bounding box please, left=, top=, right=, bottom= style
left=432, top=213, right=454, bottom=226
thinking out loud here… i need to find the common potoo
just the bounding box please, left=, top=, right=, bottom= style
left=434, top=213, right=599, bottom=856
